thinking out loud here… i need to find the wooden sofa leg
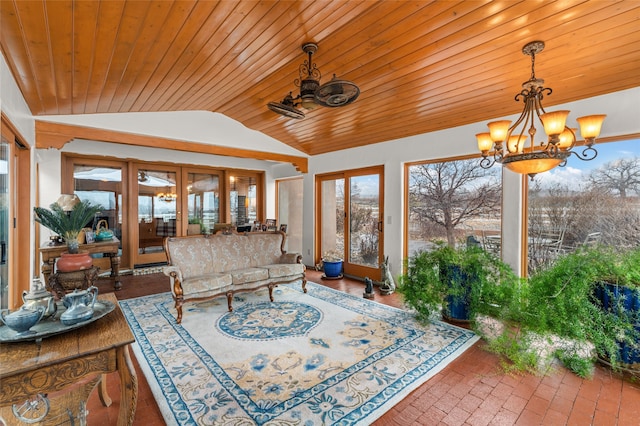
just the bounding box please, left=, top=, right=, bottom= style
left=175, top=298, right=183, bottom=324
left=227, top=292, right=234, bottom=312
left=268, top=285, right=275, bottom=302
left=302, top=279, right=307, bottom=293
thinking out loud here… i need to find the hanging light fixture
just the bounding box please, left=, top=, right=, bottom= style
left=268, top=42, right=360, bottom=119
left=476, top=41, right=606, bottom=179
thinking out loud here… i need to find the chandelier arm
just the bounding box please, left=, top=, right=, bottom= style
left=479, top=156, right=495, bottom=169
left=571, top=146, right=598, bottom=161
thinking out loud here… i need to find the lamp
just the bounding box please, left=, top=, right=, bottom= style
left=268, top=42, right=360, bottom=119
left=158, top=192, right=177, bottom=202
left=476, top=41, right=606, bottom=179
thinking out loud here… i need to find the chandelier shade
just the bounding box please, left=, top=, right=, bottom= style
left=268, top=42, right=359, bottom=119
left=476, top=40, right=606, bottom=178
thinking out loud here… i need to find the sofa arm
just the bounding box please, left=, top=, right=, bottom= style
left=280, top=252, right=303, bottom=265
left=163, top=266, right=184, bottom=296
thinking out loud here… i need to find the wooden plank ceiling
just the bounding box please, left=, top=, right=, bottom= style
left=1, top=0, right=640, bottom=156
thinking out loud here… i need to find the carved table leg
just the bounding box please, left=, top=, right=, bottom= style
left=98, top=373, right=112, bottom=407
left=116, top=345, right=137, bottom=426
left=106, top=253, right=122, bottom=291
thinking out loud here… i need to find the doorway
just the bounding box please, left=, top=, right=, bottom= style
left=316, top=166, right=384, bottom=278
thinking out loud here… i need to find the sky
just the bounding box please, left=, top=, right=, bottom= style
left=534, top=138, right=640, bottom=189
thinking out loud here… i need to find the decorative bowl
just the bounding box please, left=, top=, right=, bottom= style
left=0, top=305, right=46, bottom=336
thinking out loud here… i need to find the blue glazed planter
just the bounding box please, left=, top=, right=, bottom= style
left=323, top=260, right=343, bottom=278
left=594, top=282, right=640, bottom=368
left=442, top=265, right=473, bottom=322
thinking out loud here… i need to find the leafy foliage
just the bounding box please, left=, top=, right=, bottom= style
left=485, top=246, right=640, bottom=377
left=34, top=200, right=103, bottom=251
left=398, top=243, right=521, bottom=323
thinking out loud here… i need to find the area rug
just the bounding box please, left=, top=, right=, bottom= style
left=119, top=282, right=479, bottom=425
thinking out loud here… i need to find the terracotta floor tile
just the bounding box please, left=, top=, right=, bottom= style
left=523, top=395, right=551, bottom=416
left=465, top=407, right=495, bottom=426
left=542, top=408, right=569, bottom=425
left=514, top=408, right=544, bottom=425
left=502, top=394, right=528, bottom=414
left=490, top=408, right=520, bottom=425
left=458, top=394, right=483, bottom=413
left=442, top=406, right=472, bottom=426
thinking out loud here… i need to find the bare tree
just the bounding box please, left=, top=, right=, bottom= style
left=588, top=156, right=640, bottom=198
left=409, top=160, right=501, bottom=247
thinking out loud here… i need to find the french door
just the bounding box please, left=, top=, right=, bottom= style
left=134, top=165, right=181, bottom=265
left=316, top=166, right=384, bottom=278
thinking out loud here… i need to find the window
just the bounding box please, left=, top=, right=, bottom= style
left=527, top=139, right=640, bottom=274
left=406, top=158, right=502, bottom=257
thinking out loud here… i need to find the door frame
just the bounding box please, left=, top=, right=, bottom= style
left=315, top=165, right=384, bottom=279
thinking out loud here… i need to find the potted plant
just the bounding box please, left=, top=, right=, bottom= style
left=34, top=197, right=103, bottom=272
left=322, top=249, right=343, bottom=279
left=483, top=246, right=640, bottom=378
left=399, top=241, right=520, bottom=323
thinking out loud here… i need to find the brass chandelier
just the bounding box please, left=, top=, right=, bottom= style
left=476, top=41, right=606, bottom=178
left=268, top=42, right=360, bottom=119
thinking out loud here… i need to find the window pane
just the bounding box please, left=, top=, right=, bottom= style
left=321, top=178, right=345, bottom=259
left=349, top=174, right=379, bottom=267
left=73, top=165, right=122, bottom=242
left=407, top=159, right=502, bottom=255
left=187, top=173, right=220, bottom=234
left=230, top=175, right=256, bottom=226
left=527, top=139, right=640, bottom=274
left=138, top=169, right=176, bottom=254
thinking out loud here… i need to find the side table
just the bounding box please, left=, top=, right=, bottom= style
left=40, top=238, right=122, bottom=291
left=0, top=293, right=137, bottom=425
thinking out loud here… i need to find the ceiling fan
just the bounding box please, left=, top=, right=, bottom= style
left=268, top=42, right=360, bottom=119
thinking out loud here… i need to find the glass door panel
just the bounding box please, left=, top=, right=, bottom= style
left=230, top=175, right=257, bottom=230
left=73, top=164, right=124, bottom=273
left=318, top=167, right=383, bottom=279
left=187, top=172, right=220, bottom=234
left=349, top=174, right=380, bottom=268
left=136, top=167, right=179, bottom=265
left=320, top=178, right=345, bottom=262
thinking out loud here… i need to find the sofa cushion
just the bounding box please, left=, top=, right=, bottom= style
left=182, top=273, right=233, bottom=297
left=263, top=263, right=305, bottom=279
left=229, top=267, right=269, bottom=285
left=166, top=236, right=215, bottom=278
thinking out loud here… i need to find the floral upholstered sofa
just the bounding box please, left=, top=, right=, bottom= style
left=163, top=230, right=306, bottom=323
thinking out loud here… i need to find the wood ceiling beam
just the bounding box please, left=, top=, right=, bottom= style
left=35, top=121, right=308, bottom=173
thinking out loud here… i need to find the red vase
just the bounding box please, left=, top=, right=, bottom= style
left=56, top=252, right=93, bottom=272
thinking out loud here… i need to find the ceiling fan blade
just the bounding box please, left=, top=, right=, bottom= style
left=315, top=75, right=360, bottom=107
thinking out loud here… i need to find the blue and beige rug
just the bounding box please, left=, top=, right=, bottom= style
left=120, top=282, right=479, bottom=425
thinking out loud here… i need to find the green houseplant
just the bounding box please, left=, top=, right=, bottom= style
left=398, top=242, right=520, bottom=323
left=484, top=245, right=640, bottom=378
left=34, top=198, right=103, bottom=254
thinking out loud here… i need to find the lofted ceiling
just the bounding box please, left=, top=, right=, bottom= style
left=1, top=0, right=640, bottom=157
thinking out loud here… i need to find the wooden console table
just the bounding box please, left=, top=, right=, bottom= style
left=40, top=237, right=122, bottom=291
left=0, top=293, right=137, bottom=425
